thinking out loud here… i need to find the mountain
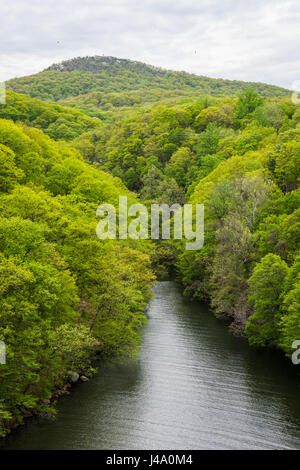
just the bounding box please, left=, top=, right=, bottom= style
left=0, top=57, right=299, bottom=433
left=6, top=56, right=290, bottom=120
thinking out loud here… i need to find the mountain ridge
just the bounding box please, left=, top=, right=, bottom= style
left=7, top=55, right=290, bottom=104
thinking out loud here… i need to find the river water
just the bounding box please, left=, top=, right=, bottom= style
left=1, top=281, right=300, bottom=450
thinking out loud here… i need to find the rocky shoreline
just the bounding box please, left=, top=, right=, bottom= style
left=1, top=371, right=91, bottom=439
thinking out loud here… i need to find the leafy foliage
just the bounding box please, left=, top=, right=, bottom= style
left=7, top=56, right=289, bottom=114
left=0, top=114, right=154, bottom=435
left=0, top=58, right=299, bottom=434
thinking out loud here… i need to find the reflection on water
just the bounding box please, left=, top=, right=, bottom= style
left=1, top=281, right=300, bottom=450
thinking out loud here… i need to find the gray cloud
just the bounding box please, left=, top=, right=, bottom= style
left=1, top=0, right=299, bottom=88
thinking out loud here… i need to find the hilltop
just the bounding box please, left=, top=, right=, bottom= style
left=6, top=56, right=290, bottom=120
left=0, top=56, right=299, bottom=434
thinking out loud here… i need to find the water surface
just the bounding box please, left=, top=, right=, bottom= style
left=1, top=281, right=300, bottom=449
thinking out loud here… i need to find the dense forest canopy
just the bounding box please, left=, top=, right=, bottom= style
left=7, top=56, right=290, bottom=121
left=0, top=90, right=101, bottom=140
left=0, top=57, right=299, bottom=436
left=0, top=102, right=154, bottom=435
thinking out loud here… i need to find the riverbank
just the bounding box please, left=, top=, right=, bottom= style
left=1, top=282, right=299, bottom=450
left=0, top=366, right=96, bottom=438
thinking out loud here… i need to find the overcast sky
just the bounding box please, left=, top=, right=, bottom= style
left=1, top=0, right=299, bottom=88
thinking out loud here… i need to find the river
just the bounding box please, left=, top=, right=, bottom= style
left=1, top=281, right=300, bottom=450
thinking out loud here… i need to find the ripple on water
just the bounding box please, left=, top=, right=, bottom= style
left=1, top=281, right=300, bottom=450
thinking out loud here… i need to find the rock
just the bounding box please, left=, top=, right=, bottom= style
left=53, top=388, right=71, bottom=398
left=68, top=371, right=79, bottom=383
left=19, top=406, right=33, bottom=418
left=80, top=375, right=89, bottom=382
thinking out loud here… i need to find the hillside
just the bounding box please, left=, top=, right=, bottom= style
left=0, top=110, right=154, bottom=435
left=6, top=56, right=290, bottom=120
left=0, top=62, right=299, bottom=436
left=0, top=90, right=102, bottom=140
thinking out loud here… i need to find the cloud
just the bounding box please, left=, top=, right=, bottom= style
left=0, top=0, right=299, bottom=88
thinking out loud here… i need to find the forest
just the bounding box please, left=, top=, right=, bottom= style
left=0, top=56, right=299, bottom=436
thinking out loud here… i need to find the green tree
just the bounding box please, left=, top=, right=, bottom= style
left=279, top=257, right=300, bottom=356
left=245, top=254, right=289, bottom=347
left=210, top=214, right=253, bottom=332
left=165, top=147, right=196, bottom=187
left=0, top=144, right=23, bottom=192
left=235, top=88, right=263, bottom=121
left=194, top=123, right=220, bottom=158
left=140, top=165, right=164, bottom=200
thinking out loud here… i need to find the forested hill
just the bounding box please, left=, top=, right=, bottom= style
left=0, top=58, right=299, bottom=436
left=7, top=55, right=289, bottom=106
